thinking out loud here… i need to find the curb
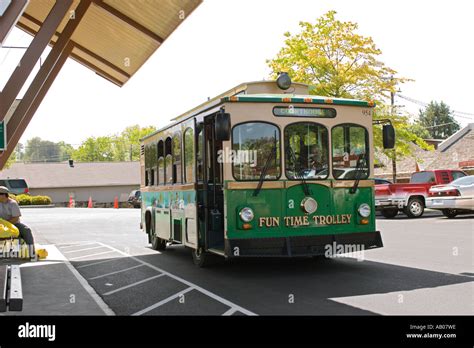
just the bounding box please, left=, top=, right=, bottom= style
left=19, top=205, right=55, bottom=209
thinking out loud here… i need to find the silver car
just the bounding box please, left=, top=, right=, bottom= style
left=426, top=175, right=474, bottom=218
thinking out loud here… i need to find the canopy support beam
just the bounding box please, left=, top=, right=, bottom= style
left=0, top=0, right=73, bottom=122
left=0, top=0, right=28, bottom=45
left=0, top=0, right=93, bottom=169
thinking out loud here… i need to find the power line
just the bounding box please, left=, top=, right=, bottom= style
left=397, top=94, right=473, bottom=120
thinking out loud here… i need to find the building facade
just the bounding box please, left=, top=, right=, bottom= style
left=375, top=123, right=474, bottom=182
left=0, top=161, right=140, bottom=205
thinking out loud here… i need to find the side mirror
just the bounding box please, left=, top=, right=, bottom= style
left=215, top=111, right=231, bottom=141
left=383, top=124, right=395, bottom=149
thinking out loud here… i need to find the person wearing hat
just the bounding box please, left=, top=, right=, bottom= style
left=0, top=186, right=34, bottom=248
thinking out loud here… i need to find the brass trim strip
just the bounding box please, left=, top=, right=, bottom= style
left=141, top=183, right=196, bottom=192
left=332, top=180, right=374, bottom=188
left=226, top=181, right=284, bottom=190
left=285, top=181, right=331, bottom=188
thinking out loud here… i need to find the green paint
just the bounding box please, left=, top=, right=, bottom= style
left=225, top=181, right=375, bottom=240
left=0, top=122, right=5, bottom=150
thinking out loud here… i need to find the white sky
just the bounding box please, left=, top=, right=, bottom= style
left=1, top=0, right=473, bottom=146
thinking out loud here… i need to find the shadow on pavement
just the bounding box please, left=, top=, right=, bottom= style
left=67, top=245, right=473, bottom=315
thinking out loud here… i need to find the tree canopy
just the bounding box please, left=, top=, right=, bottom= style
left=415, top=101, right=460, bottom=139
left=23, top=137, right=73, bottom=162
left=267, top=10, right=432, bottom=159
left=7, top=124, right=156, bottom=164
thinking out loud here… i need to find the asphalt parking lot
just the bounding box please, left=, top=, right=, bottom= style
left=10, top=208, right=474, bottom=315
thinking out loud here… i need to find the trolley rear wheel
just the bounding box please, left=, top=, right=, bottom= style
left=149, top=223, right=167, bottom=251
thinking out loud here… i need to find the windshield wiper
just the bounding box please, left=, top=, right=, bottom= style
left=349, top=152, right=368, bottom=194
left=253, top=146, right=276, bottom=197
left=286, top=146, right=311, bottom=196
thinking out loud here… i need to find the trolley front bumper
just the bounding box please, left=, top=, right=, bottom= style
left=224, top=231, right=383, bottom=258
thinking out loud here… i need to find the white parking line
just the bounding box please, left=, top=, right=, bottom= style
left=63, top=246, right=106, bottom=254
left=35, top=239, right=114, bottom=316
left=76, top=258, right=120, bottom=269
left=132, top=287, right=194, bottom=316
left=89, top=264, right=145, bottom=280
left=59, top=242, right=98, bottom=250
left=95, top=241, right=257, bottom=316
left=103, top=274, right=165, bottom=296
left=69, top=250, right=116, bottom=260
left=222, top=308, right=238, bottom=316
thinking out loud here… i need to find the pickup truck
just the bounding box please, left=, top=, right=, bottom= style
left=375, top=170, right=467, bottom=218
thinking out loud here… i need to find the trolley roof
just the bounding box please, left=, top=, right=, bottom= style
left=142, top=80, right=375, bottom=141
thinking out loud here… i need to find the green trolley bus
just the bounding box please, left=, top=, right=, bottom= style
left=140, top=74, right=395, bottom=267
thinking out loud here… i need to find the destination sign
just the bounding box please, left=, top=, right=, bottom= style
left=273, top=107, right=336, bottom=118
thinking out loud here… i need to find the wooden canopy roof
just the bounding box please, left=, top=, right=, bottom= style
left=16, top=0, right=202, bottom=86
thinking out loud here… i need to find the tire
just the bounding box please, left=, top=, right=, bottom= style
left=192, top=247, right=217, bottom=268
left=381, top=208, right=399, bottom=218
left=442, top=209, right=458, bottom=219
left=149, top=223, right=167, bottom=251
left=404, top=197, right=425, bottom=218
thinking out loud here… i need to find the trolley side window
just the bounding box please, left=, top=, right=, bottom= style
left=331, top=124, right=369, bottom=179
left=285, top=122, right=329, bottom=180
left=232, top=122, right=281, bottom=181
left=144, top=142, right=157, bottom=186
left=157, top=140, right=164, bottom=185
left=196, top=126, right=204, bottom=183
left=173, top=133, right=182, bottom=184
left=165, top=137, right=173, bottom=185
left=184, top=128, right=195, bottom=183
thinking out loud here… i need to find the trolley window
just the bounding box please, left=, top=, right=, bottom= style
left=232, top=122, right=280, bottom=181
left=184, top=128, right=194, bottom=183
left=284, top=122, right=329, bottom=180
left=331, top=124, right=369, bottom=179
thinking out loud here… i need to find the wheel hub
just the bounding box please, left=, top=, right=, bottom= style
left=410, top=202, right=422, bottom=215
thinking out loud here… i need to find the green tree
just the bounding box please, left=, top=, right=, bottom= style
left=418, top=101, right=460, bottom=139
left=23, top=137, right=74, bottom=162
left=267, top=10, right=431, bottom=160
left=72, top=136, right=115, bottom=162
left=57, top=141, right=75, bottom=161
left=71, top=125, right=156, bottom=162
left=23, top=137, right=59, bottom=162
left=116, top=125, right=156, bottom=161
left=3, top=150, right=16, bottom=169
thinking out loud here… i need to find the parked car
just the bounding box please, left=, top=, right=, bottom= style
left=375, top=169, right=467, bottom=218
left=374, top=178, right=392, bottom=185
left=426, top=175, right=474, bottom=218
left=0, top=178, right=29, bottom=195
left=128, top=190, right=141, bottom=208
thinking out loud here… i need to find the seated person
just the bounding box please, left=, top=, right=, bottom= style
left=0, top=186, right=35, bottom=250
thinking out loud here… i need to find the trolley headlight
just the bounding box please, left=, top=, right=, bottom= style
left=358, top=203, right=371, bottom=218
left=301, top=197, right=318, bottom=214
left=239, top=207, right=254, bottom=222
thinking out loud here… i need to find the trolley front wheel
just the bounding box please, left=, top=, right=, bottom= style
left=192, top=247, right=217, bottom=267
